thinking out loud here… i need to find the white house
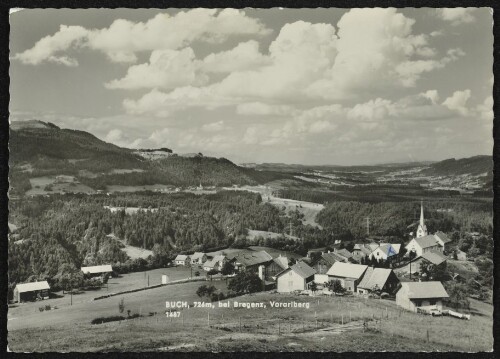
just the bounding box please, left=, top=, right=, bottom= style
left=405, top=235, right=442, bottom=257
left=369, top=243, right=400, bottom=261
left=174, top=255, right=190, bottom=266
left=326, top=262, right=368, bottom=292
left=203, top=255, right=226, bottom=271
left=396, top=281, right=449, bottom=312
left=190, top=252, right=207, bottom=265
left=276, top=262, right=316, bottom=293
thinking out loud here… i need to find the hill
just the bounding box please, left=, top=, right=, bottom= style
left=422, top=156, right=492, bottom=177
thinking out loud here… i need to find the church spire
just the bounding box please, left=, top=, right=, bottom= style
left=416, top=200, right=427, bottom=238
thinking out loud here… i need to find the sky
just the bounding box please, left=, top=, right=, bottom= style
left=9, top=8, right=494, bottom=165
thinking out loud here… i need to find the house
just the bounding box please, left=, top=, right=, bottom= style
left=13, top=281, right=50, bottom=303
left=265, top=255, right=289, bottom=279
left=396, top=281, right=449, bottom=312
left=311, top=252, right=347, bottom=274
left=396, top=250, right=447, bottom=276
left=203, top=255, right=226, bottom=271
left=356, top=268, right=400, bottom=295
left=306, top=246, right=334, bottom=259
left=276, top=262, right=316, bottom=293
left=352, top=244, right=373, bottom=262
left=190, top=252, right=207, bottom=265
left=369, top=243, right=400, bottom=261
left=434, top=231, right=452, bottom=251
left=230, top=251, right=273, bottom=272
left=326, top=262, right=368, bottom=292
left=405, top=235, right=442, bottom=257
left=455, top=249, right=467, bottom=261
left=81, top=264, right=113, bottom=279
left=334, top=248, right=354, bottom=262
left=174, top=255, right=190, bottom=266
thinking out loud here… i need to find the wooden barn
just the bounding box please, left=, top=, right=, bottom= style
left=13, top=280, right=50, bottom=303
left=396, top=281, right=449, bottom=312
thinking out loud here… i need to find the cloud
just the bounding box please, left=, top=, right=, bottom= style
left=201, top=40, right=270, bottom=73
left=13, top=25, right=89, bottom=66
left=476, top=96, right=493, bottom=121
left=14, top=9, right=271, bottom=66
left=201, top=121, right=225, bottom=132
left=347, top=98, right=396, bottom=121
left=236, top=102, right=296, bottom=116
left=106, top=48, right=207, bottom=90
left=420, top=90, right=440, bottom=104
left=442, top=89, right=471, bottom=115
left=436, top=8, right=476, bottom=25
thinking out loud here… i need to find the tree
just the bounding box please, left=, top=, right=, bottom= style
left=327, top=279, right=344, bottom=294
left=228, top=271, right=262, bottom=295
left=221, top=261, right=235, bottom=275
left=207, top=269, right=218, bottom=280
left=196, top=285, right=208, bottom=298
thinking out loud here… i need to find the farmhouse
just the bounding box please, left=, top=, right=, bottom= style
left=81, top=264, right=113, bottom=279
left=326, top=262, right=368, bottom=293
left=369, top=243, right=400, bottom=261
left=265, top=255, right=289, bottom=279
left=396, top=281, right=449, bottom=312
left=174, top=255, right=190, bottom=266
left=352, top=244, right=372, bottom=262
left=203, top=255, right=226, bottom=271
left=190, top=252, right=207, bottom=265
left=276, top=262, right=316, bottom=293
left=333, top=248, right=354, bottom=262
left=311, top=252, right=347, bottom=274
left=356, top=268, right=400, bottom=295
left=13, top=280, right=50, bottom=303
left=230, top=250, right=273, bottom=272
left=434, top=231, right=452, bottom=251
left=405, top=235, right=442, bottom=257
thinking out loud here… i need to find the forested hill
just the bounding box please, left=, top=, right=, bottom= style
left=421, top=155, right=492, bottom=177
left=9, top=120, right=290, bottom=194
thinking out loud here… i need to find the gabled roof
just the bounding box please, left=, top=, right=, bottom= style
left=358, top=268, right=396, bottom=290
left=434, top=231, right=452, bottom=244
left=204, top=255, right=225, bottom=268
left=15, top=280, right=50, bottom=293
left=377, top=244, right=399, bottom=257
left=335, top=249, right=353, bottom=259
left=276, top=261, right=316, bottom=279
left=326, top=262, right=368, bottom=280
left=420, top=250, right=447, bottom=266
left=413, top=235, right=440, bottom=249
left=320, top=252, right=346, bottom=266
left=232, top=250, right=273, bottom=267
left=174, top=254, right=189, bottom=261
left=273, top=256, right=289, bottom=270
left=81, top=265, right=113, bottom=274
left=367, top=243, right=380, bottom=251
left=191, top=252, right=206, bottom=260
left=399, top=281, right=449, bottom=299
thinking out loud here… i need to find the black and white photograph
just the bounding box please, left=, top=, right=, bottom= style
left=6, top=7, right=494, bottom=352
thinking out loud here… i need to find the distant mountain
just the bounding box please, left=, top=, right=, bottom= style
left=422, top=155, right=492, bottom=177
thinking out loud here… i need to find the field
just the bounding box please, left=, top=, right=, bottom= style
left=8, top=286, right=493, bottom=352
left=26, top=176, right=95, bottom=195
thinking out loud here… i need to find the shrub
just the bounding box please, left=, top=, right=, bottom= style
left=91, top=316, right=125, bottom=325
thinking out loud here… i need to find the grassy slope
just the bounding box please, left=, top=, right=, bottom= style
left=8, top=291, right=492, bottom=352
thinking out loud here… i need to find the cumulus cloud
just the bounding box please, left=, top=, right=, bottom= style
left=442, top=89, right=471, bottom=115
left=201, top=40, right=270, bottom=73
left=201, top=120, right=225, bottom=132
left=14, top=9, right=271, bottom=66
left=436, top=8, right=476, bottom=25
left=106, top=48, right=207, bottom=90
left=420, top=90, right=440, bottom=104
left=476, top=96, right=493, bottom=121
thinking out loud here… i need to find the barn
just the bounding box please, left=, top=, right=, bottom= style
left=356, top=267, right=400, bottom=295
left=396, top=281, right=449, bottom=312
left=326, top=262, right=368, bottom=293
left=13, top=281, right=50, bottom=303
left=174, top=255, right=190, bottom=266
left=81, top=264, right=113, bottom=280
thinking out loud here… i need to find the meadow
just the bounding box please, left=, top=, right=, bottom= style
left=8, top=288, right=493, bottom=352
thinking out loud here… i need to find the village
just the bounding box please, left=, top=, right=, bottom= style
left=11, top=202, right=474, bottom=322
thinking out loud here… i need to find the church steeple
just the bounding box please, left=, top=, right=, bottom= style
left=416, top=200, right=427, bottom=238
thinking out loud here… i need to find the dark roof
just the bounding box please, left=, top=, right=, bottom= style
left=420, top=250, right=447, bottom=266
left=232, top=250, right=273, bottom=267
left=335, top=249, right=353, bottom=259
left=287, top=262, right=316, bottom=279
left=414, top=235, right=440, bottom=249
left=434, top=231, right=452, bottom=244
left=322, top=252, right=346, bottom=265
left=358, top=268, right=396, bottom=290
